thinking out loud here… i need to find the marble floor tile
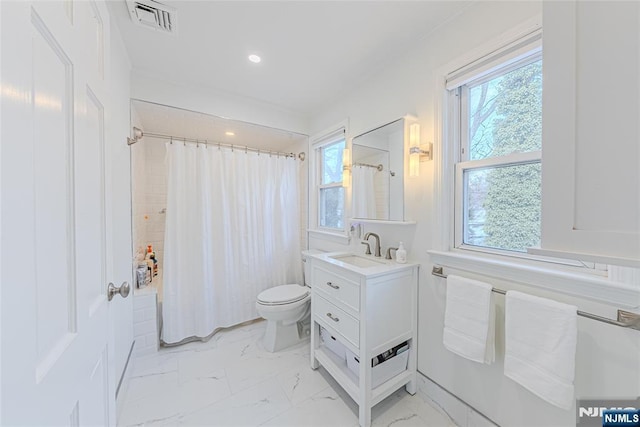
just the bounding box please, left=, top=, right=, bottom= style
left=119, top=320, right=456, bottom=427
left=370, top=389, right=456, bottom=427
left=177, top=338, right=255, bottom=384
left=260, top=386, right=356, bottom=427
left=276, top=363, right=332, bottom=405
left=178, top=378, right=292, bottom=426
left=125, top=371, right=179, bottom=403
left=118, top=373, right=181, bottom=426
left=176, top=368, right=233, bottom=414
left=119, top=371, right=233, bottom=426
left=120, top=413, right=182, bottom=427
left=131, top=352, right=179, bottom=378
left=225, top=348, right=308, bottom=394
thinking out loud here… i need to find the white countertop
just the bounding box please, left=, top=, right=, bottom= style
left=309, top=251, right=418, bottom=277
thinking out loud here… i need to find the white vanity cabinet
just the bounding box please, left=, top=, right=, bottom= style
left=309, top=252, right=418, bottom=427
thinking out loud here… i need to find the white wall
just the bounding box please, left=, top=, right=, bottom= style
left=309, top=2, right=640, bottom=426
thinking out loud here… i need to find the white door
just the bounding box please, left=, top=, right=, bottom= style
left=1, top=1, right=127, bottom=425
left=107, top=22, right=135, bottom=417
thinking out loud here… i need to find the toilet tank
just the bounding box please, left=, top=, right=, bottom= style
left=301, top=249, right=323, bottom=287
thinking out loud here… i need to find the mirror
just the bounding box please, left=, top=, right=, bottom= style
left=351, top=118, right=405, bottom=221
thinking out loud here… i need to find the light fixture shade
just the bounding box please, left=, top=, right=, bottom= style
left=342, top=148, right=351, bottom=187
left=409, top=123, right=420, bottom=177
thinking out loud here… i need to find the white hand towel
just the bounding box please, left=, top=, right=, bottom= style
left=504, top=291, right=577, bottom=410
left=443, top=275, right=495, bottom=364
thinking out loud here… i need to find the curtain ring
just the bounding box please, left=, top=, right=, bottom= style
left=231, top=144, right=234, bottom=152
left=183, top=138, right=186, bottom=147
left=217, top=142, right=221, bottom=150
left=245, top=146, right=248, bottom=154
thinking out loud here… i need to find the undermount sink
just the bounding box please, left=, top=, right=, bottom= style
left=329, top=254, right=387, bottom=268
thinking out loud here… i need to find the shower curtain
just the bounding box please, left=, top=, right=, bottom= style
left=352, top=166, right=377, bottom=218
left=162, top=143, right=302, bottom=344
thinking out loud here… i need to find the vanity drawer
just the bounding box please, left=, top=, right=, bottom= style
left=313, top=267, right=360, bottom=313
left=314, top=294, right=359, bottom=348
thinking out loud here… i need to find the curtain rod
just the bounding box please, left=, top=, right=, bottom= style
left=134, top=130, right=305, bottom=161
left=431, top=266, right=640, bottom=331
left=353, top=162, right=383, bottom=171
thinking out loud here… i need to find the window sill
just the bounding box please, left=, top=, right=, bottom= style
left=528, top=247, right=640, bottom=269
left=308, top=229, right=351, bottom=245
left=427, top=249, right=639, bottom=308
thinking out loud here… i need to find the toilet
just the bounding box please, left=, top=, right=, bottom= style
left=256, top=250, right=319, bottom=352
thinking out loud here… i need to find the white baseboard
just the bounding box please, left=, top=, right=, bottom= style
left=417, top=372, right=499, bottom=427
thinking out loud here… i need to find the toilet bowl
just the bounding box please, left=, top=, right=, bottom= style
left=255, top=250, right=320, bottom=352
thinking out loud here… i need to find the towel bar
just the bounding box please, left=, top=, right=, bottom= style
left=431, top=265, right=640, bottom=331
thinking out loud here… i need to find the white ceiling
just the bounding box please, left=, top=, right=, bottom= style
left=132, top=100, right=308, bottom=151
left=110, top=1, right=472, bottom=116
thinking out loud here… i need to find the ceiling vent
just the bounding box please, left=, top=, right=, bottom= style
left=126, top=0, right=176, bottom=34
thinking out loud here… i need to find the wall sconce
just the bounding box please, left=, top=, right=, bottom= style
left=408, top=123, right=432, bottom=177
left=342, top=147, right=351, bottom=188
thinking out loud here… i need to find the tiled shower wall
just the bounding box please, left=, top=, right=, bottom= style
left=131, top=137, right=167, bottom=268
left=131, top=136, right=146, bottom=265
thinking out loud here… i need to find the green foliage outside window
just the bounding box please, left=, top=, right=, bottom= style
left=320, top=140, right=345, bottom=229
left=465, top=60, right=542, bottom=252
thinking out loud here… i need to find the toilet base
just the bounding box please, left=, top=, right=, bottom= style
left=263, top=316, right=310, bottom=352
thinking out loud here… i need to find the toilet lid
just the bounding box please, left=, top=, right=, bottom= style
left=257, top=284, right=309, bottom=305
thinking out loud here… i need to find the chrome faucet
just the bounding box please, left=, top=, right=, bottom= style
left=363, top=232, right=382, bottom=257
left=385, top=247, right=398, bottom=260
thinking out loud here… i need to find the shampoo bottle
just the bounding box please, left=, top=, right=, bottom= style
left=396, top=242, right=407, bottom=264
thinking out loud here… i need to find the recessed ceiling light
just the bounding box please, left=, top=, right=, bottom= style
left=248, top=54, right=261, bottom=64
left=225, top=131, right=235, bottom=136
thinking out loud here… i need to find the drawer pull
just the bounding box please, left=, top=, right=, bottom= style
left=326, top=281, right=340, bottom=290
left=326, top=313, right=340, bottom=322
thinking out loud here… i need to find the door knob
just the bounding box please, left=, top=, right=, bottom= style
left=108, top=281, right=131, bottom=301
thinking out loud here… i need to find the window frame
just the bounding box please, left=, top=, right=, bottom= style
left=317, top=139, right=346, bottom=231
left=308, top=122, right=349, bottom=240
left=453, top=51, right=543, bottom=256
left=454, top=150, right=542, bottom=252
left=447, top=32, right=605, bottom=272
left=429, top=19, right=634, bottom=307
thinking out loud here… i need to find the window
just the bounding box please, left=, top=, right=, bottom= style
left=318, top=138, right=345, bottom=230
left=452, top=43, right=543, bottom=254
